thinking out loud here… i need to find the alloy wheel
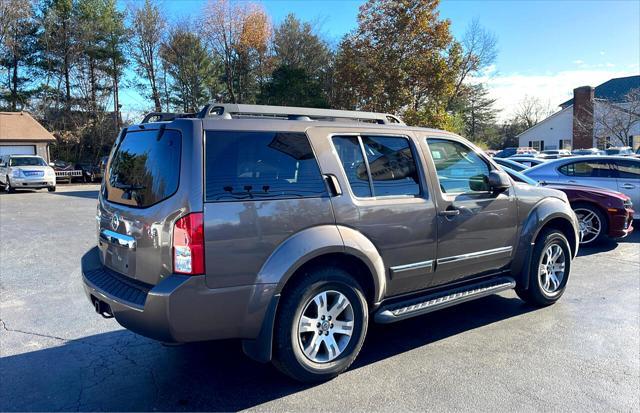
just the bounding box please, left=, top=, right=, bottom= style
left=538, top=244, right=566, bottom=295
left=297, top=290, right=355, bottom=363
left=574, top=207, right=602, bottom=244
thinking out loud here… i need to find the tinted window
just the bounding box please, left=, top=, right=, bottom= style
left=332, top=136, right=372, bottom=197
left=559, top=161, right=613, bottom=178
left=361, top=136, right=420, bottom=197
left=614, top=159, right=640, bottom=179
left=333, top=135, right=421, bottom=197
left=427, top=138, right=490, bottom=193
left=205, top=131, right=326, bottom=201
left=106, top=129, right=181, bottom=208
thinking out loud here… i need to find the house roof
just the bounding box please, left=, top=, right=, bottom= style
left=0, top=112, right=55, bottom=142
left=559, top=75, right=640, bottom=108
left=515, top=104, right=573, bottom=138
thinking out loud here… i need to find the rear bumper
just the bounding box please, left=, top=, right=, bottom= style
left=81, top=247, right=276, bottom=343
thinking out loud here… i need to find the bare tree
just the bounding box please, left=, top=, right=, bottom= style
left=592, top=89, right=640, bottom=147
left=515, top=95, right=553, bottom=128
left=201, top=0, right=270, bottom=103
left=128, top=0, right=166, bottom=112
left=448, top=18, right=498, bottom=107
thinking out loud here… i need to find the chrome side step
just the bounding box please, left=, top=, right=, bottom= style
left=374, top=277, right=516, bottom=324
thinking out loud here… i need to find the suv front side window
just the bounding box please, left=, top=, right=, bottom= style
left=332, top=135, right=421, bottom=198
left=426, top=138, right=490, bottom=193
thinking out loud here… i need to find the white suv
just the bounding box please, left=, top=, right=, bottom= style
left=0, top=155, right=56, bottom=193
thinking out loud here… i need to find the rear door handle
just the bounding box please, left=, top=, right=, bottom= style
left=323, top=174, right=342, bottom=196
left=621, top=183, right=635, bottom=189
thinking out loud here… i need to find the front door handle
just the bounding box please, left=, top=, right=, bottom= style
left=438, top=209, right=460, bottom=217
left=621, top=183, right=635, bottom=189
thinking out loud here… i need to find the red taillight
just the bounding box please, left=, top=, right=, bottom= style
left=173, top=212, right=205, bottom=275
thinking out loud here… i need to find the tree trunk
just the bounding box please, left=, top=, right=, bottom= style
left=11, top=56, right=18, bottom=111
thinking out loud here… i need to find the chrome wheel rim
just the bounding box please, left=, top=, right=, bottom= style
left=538, top=244, right=566, bottom=295
left=574, top=208, right=601, bottom=244
left=297, top=290, right=355, bottom=363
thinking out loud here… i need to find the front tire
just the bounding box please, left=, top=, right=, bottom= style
left=573, top=203, right=607, bottom=245
left=516, top=228, right=571, bottom=307
left=47, top=186, right=56, bottom=192
left=5, top=176, right=14, bottom=193
left=272, top=266, right=368, bottom=382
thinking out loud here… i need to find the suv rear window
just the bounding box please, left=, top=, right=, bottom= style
left=105, top=129, right=181, bottom=208
left=205, top=131, right=326, bottom=201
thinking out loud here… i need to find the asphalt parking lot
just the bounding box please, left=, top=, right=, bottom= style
left=1, top=185, right=639, bottom=411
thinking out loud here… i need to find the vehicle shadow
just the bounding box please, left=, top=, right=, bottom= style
left=0, top=294, right=534, bottom=412
left=578, top=223, right=639, bottom=256
left=51, top=189, right=99, bottom=199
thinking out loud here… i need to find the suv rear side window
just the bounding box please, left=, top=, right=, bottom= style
left=205, top=131, right=326, bottom=201
left=559, top=160, right=613, bottom=177
left=614, top=159, right=640, bottom=179
left=333, top=135, right=421, bottom=198
left=106, top=129, right=181, bottom=208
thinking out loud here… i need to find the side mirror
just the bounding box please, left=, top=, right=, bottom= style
left=488, top=170, right=511, bottom=190
left=49, top=163, right=55, bottom=167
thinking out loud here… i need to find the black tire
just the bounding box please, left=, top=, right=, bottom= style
left=272, top=266, right=368, bottom=382
left=572, top=202, right=608, bottom=245
left=5, top=176, right=14, bottom=193
left=48, top=186, right=56, bottom=192
left=516, top=228, right=571, bottom=307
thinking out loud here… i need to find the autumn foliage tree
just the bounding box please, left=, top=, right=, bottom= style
left=334, top=0, right=463, bottom=129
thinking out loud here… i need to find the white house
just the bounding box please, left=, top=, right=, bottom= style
left=518, top=75, right=640, bottom=151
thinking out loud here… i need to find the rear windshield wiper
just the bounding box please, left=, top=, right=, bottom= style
left=112, top=182, right=146, bottom=191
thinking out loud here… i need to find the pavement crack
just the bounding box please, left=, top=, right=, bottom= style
left=0, top=318, right=68, bottom=341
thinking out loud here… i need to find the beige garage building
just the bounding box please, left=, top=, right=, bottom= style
left=0, top=112, right=55, bottom=162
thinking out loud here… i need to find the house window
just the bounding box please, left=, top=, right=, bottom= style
left=559, top=139, right=571, bottom=150
left=529, top=140, right=543, bottom=151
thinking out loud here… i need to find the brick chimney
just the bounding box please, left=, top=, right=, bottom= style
left=572, top=86, right=594, bottom=149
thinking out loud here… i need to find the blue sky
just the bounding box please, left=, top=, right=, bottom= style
left=119, top=0, right=640, bottom=120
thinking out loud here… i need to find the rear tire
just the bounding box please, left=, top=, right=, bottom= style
left=516, top=228, right=571, bottom=307
left=272, top=266, right=368, bottom=382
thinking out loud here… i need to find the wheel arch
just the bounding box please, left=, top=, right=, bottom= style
left=243, top=225, right=386, bottom=363
left=511, top=197, right=579, bottom=290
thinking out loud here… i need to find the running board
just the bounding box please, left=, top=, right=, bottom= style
left=374, top=277, right=516, bottom=324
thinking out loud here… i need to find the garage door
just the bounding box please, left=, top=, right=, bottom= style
left=0, top=145, right=36, bottom=156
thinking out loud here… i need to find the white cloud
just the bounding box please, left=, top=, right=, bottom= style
left=572, top=59, right=584, bottom=65
left=472, top=69, right=639, bottom=121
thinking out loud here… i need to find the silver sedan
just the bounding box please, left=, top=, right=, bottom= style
left=524, top=156, right=640, bottom=219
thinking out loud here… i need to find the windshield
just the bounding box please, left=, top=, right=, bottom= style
left=9, top=157, right=47, bottom=167
left=502, top=166, right=539, bottom=185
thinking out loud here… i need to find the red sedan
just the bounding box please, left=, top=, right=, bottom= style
left=503, top=167, right=634, bottom=245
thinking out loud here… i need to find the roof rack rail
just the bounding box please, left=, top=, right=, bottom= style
left=197, top=103, right=404, bottom=125
left=141, top=112, right=196, bottom=124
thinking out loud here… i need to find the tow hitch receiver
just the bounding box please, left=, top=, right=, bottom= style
left=92, top=296, right=114, bottom=319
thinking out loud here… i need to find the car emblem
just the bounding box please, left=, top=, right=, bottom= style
left=111, top=213, right=120, bottom=231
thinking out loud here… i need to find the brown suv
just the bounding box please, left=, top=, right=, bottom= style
left=82, top=104, right=579, bottom=382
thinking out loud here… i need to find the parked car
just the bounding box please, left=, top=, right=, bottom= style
left=75, top=161, right=103, bottom=183
left=493, top=157, right=528, bottom=172
left=508, top=156, right=547, bottom=168
left=540, top=149, right=572, bottom=159
left=605, top=147, right=634, bottom=156
left=502, top=166, right=633, bottom=245
left=495, top=147, right=539, bottom=158
left=82, top=104, right=579, bottom=382
left=524, top=156, right=640, bottom=219
left=572, top=148, right=604, bottom=156
left=50, top=159, right=75, bottom=183
left=0, top=154, right=56, bottom=192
